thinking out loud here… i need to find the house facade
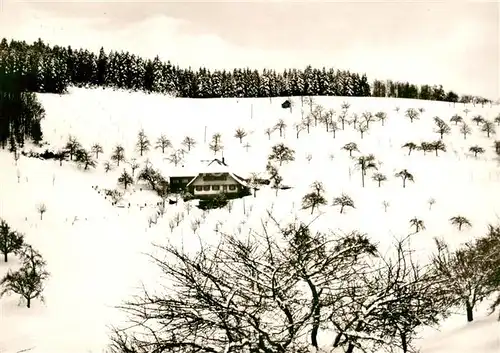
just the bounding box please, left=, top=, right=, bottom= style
left=168, top=158, right=249, bottom=199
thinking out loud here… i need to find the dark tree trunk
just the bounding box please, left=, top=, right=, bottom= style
left=4, top=252, right=7, bottom=262
left=466, top=301, right=474, bottom=322
left=400, top=331, right=408, bottom=353
left=26, top=297, right=31, bottom=308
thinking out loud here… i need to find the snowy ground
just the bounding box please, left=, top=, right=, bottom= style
left=1, top=87, right=499, bottom=353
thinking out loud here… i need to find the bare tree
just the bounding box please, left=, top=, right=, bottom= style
left=118, top=169, right=134, bottom=190
left=357, top=122, right=369, bottom=139
left=0, top=220, right=24, bottom=262
left=405, top=108, right=420, bottom=123
left=293, top=122, right=305, bottom=139
left=156, top=134, right=172, bottom=153
left=268, top=143, right=295, bottom=166
left=428, top=197, right=436, bottom=211
left=481, top=120, right=496, bottom=138
left=342, top=142, right=359, bottom=157
left=266, top=162, right=283, bottom=196
left=136, top=129, right=151, bottom=156
left=332, top=193, right=355, bottom=214
left=469, top=145, right=485, bottom=158
left=104, top=160, right=113, bottom=173
left=409, top=217, right=425, bottom=232
left=108, top=216, right=378, bottom=353
left=434, top=117, right=451, bottom=139
left=37, top=203, right=47, bottom=220
left=65, top=135, right=81, bottom=161
left=264, top=127, right=274, bottom=140
left=429, top=140, right=447, bottom=156
left=128, top=158, right=140, bottom=177
left=75, top=148, right=97, bottom=170
left=371, top=172, right=387, bottom=187
left=431, top=237, right=496, bottom=322
left=375, top=111, right=387, bottom=126
left=182, top=136, right=196, bottom=152
left=301, top=181, right=327, bottom=214
left=234, top=128, right=247, bottom=143
left=311, top=104, right=324, bottom=126
left=472, top=115, right=484, bottom=126
left=395, top=169, right=414, bottom=188
left=111, top=145, right=126, bottom=166
left=449, top=216, right=472, bottom=231
left=494, top=114, right=500, bottom=126
left=0, top=244, right=49, bottom=308
left=402, top=142, right=418, bottom=156
left=450, top=114, right=463, bottom=125
left=91, top=143, right=104, bottom=159
left=418, top=142, right=433, bottom=156
left=167, top=149, right=184, bottom=166
left=338, top=111, right=348, bottom=130
left=354, top=154, right=377, bottom=187
left=209, top=133, right=223, bottom=155
left=460, top=123, right=472, bottom=139
left=382, top=200, right=390, bottom=212
left=243, top=142, right=251, bottom=152
left=274, top=119, right=287, bottom=137
left=361, top=111, right=374, bottom=129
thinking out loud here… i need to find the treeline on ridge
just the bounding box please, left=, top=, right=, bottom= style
left=0, top=37, right=492, bottom=103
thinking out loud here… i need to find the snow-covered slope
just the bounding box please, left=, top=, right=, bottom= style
left=1, top=87, right=499, bottom=353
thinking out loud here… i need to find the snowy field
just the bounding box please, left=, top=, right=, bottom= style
left=1, top=86, right=499, bottom=353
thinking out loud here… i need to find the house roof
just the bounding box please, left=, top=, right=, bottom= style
left=186, top=158, right=248, bottom=188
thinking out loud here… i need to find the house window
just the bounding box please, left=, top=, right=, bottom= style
left=203, top=185, right=210, bottom=191
left=229, top=185, right=237, bottom=191
left=195, top=186, right=203, bottom=192
left=182, top=178, right=190, bottom=183
left=172, top=179, right=178, bottom=183
left=212, top=185, right=220, bottom=191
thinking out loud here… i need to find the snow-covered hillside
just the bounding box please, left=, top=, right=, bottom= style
left=1, top=87, right=499, bottom=353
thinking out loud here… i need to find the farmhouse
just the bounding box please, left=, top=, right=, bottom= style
left=168, top=158, right=250, bottom=199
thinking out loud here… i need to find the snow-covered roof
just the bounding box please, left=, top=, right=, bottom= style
left=185, top=158, right=249, bottom=188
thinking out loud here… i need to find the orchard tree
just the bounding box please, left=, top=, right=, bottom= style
left=450, top=216, right=472, bottom=231
left=332, top=193, right=355, bottom=214
left=357, top=122, right=369, bottom=139
left=118, top=169, right=134, bottom=190
left=91, top=143, right=104, bottom=159
left=128, top=158, right=140, bottom=177
left=111, top=145, right=126, bottom=166
left=472, top=115, right=484, bottom=126
left=311, top=104, right=324, bottom=126
left=234, top=128, right=247, bottom=143
left=302, top=115, right=313, bottom=133
left=469, top=145, right=485, bottom=158
left=361, top=111, right=374, bottom=129
left=494, top=114, right=500, bottom=126
left=181, top=136, right=196, bottom=152
left=342, top=142, right=359, bottom=157
left=155, top=134, right=172, bottom=153
left=434, top=117, right=451, bottom=139
left=268, top=143, right=295, bottom=166
left=104, top=161, right=113, bottom=173
left=65, top=135, right=81, bottom=161
left=375, top=111, right=387, bottom=126
left=354, top=154, right=378, bottom=187
left=274, top=119, right=287, bottom=137
left=481, top=120, right=496, bottom=138
left=264, top=127, right=274, bottom=140
left=167, top=149, right=184, bottom=166
left=431, top=238, right=496, bottom=322
left=372, top=172, right=387, bottom=187
left=418, top=142, right=433, bottom=156
left=136, top=129, right=151, bottom=156
left=460, top=123, right=472, bottom=139
left=330, top=121, right=339, bottom=139
left=450, top=114, right=463, bottom=125
left=37, top=203, right=47, bottom=220
left=494, top=141, right=500, bottom=154
left=0, top=220, right=24, bottom=262
left=0, top=244, right=50, bottom=308
left=402, top=142, right=418, bottom=156
left=293, top=122, right=305, bottom=139
left=430, top=140, right=447, bottom=156
left=395, top=169, right=414, bottom=188
left=405, top=108, right=420, bottom=123
left=56, top=149, right=68, bottom=166
left=301, top=181, right=327, bottom=214
left=409, top=217, right=425, bottom=233
left=75, top=148, right=97, bottom=170
left=338, top=111, right=348, bottom=130
left=266, top=162, right=284, bottom=196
